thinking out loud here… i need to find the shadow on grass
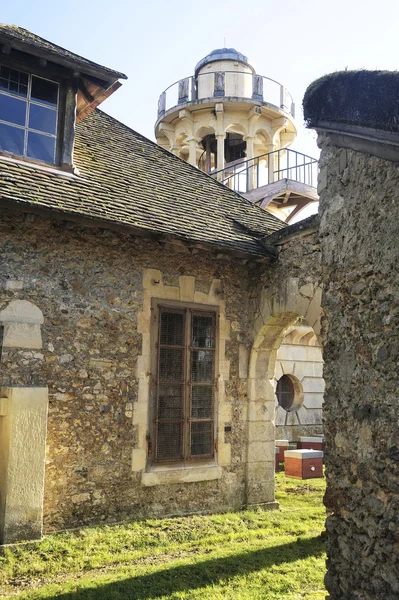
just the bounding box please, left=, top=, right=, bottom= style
left=42, top=535, right=325, bottom=600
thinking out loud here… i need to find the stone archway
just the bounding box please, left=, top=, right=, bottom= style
left=245, top=277, right=323, bottom=506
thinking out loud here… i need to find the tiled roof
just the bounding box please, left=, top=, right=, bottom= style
left=0, top=110, right=286, bottom=257
left=0, top=24, right=126, bottom=81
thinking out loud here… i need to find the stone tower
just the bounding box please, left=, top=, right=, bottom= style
left=155, top=48, right=318, bottom=222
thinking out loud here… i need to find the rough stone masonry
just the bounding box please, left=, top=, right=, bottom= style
left=304, top=71, right=399, bottom=599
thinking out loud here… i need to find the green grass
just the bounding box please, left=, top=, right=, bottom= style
left=0, top=473, right=326, bottom=599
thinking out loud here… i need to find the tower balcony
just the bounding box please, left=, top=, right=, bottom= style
left=156, top=71, right=295, bottom=125
left=210, top=148, right=319, bottom=223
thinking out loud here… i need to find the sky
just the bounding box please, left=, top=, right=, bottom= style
left=1, top=0, right=398, bottom=219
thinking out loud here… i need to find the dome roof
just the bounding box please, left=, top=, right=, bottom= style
left=194, top=48, right=253, bottom=76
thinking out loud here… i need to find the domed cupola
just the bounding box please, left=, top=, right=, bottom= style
left=194, top=48, right=254, bottom=77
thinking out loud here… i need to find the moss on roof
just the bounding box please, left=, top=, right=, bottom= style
left=303, top=70, right=399, bottom=133
left=0, top=110, right=286, bottom=257
left=0, top=24, right=126, bottom=80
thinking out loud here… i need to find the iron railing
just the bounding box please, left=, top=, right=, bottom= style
left=210, top=149, right=318, bottom=193
left=157, top=71, right=295, bottom=119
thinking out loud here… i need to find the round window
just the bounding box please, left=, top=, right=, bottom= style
left=275, top=374, right=303, bottom=412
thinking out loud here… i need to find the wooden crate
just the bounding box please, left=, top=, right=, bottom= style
left=297, top=436, right=324, bottom=451
left=284, top=449, right=323, bottom=479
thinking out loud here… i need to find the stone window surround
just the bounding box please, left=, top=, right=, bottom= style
left=151, top=299, right=218, bottom=463
left=134, top=269, right=231, bottom=487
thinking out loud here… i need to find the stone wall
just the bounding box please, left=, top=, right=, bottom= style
left=0, top=210, right=258, bottom=533
left=318, top=144, right=399, bottom=598
left=245, top=220, right=323, bottom=505
left=275, top=325, right=324, bottom=440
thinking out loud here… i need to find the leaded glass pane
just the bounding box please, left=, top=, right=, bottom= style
left=192, top=314, right=214, bottom=348
left=191, top=386, right=213, bottom=419
left=157, top=422, right=182, bottom=461
left=159, top=347, right=184, bottom=382
left=158, top=384, right=183, bottom=420
left=191, top=421, right=213, bottom=456
left=192, top=349, right=213, bottom=383
left=160, top=311, right=184, bottom=346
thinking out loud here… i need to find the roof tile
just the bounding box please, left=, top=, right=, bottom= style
left=0, top=110, right=286, bottom=256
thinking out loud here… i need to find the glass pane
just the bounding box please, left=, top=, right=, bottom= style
left=0, top=66, right=10, bottom=79
left=27, top=131, right=56, bottom=163
left=29, top=103, right=57, bottom=134
left=157, top=422, right=182, bottom=460
left=0, top=122, right=24, bottom=155
left=192, top=314, right=214, bottom=348
left=191, top=421, right=213, bottom=456
left=0, top=94, right=26, bottom=126
left=192, top=349, right=214, bottom=383
left=191, top=386, right=213, bottom=419
left=276, top=375, right=295, bottom=411
left=158, top=384, right=183, bottom=419
left=159, top=347, right=184, bottom=382
left=0, top=67, right=28, bottom=97
left=160, top=311, right=184, bottom=346
left=31, top=76, right=58, bottom=107
left=9, top=69, right=20, bottom=83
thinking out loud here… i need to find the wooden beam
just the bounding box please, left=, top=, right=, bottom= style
left=78, top=81, right=94, bottom=104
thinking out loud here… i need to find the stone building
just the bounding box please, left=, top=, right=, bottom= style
left=304, top=71, right=399, bottom=599
left=0, top=25, right=323, bottom=544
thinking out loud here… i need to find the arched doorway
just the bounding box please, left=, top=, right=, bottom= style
left=245, top=278, right=323, bottom=506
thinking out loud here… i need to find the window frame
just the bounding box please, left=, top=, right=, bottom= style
left=275, top=373, right=304, bottom=412
left=0, top=59, right=65, bottom=166
left=150, top=298, right=220, bottom=467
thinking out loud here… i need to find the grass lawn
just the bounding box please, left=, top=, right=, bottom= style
left=0, top=473, right=326, bottom=599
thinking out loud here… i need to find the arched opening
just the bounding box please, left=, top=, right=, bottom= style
left=245, top=279, right=323, bottom=507
left=225, top=132, right=246, bottom=164
left=274, top=322, right=324, bottom=440
left=198, top=132, right=247, bottom=174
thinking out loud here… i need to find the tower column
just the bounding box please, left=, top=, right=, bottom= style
left=245, top=136, right=255, bottom=190
left=216, top=133, right=226, bottom=177
left=187, top=137, right=198, bottom=167
left=267, top=144, right=277, bottom=183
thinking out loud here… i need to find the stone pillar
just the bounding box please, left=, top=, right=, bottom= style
left=215, top=133, right=225, bottom=178
left=0, top=387, right=48, bottom=544
left=215, top=103, right=225, bottom=179
left=303, top=70, right=399, bottom=599
left=245, top=349, right=279, bottom=508
left=187, top=137, right=198, bottom=167
left=244, top=136, right=255, bottom=190
left=267, top=144, right=277, bottom=183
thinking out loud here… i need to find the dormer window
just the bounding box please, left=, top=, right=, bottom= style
left=0, top=65, right=59, bottom=164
